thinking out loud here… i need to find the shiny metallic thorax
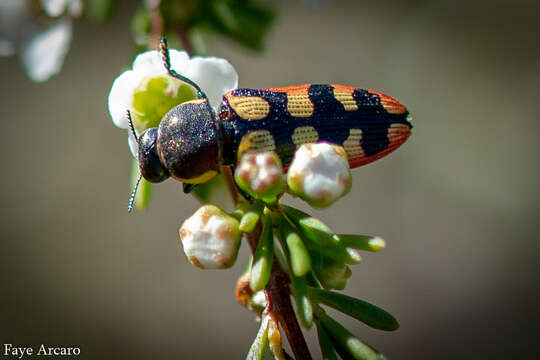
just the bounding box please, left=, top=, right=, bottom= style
left=156, top=99, right=220, bottom=184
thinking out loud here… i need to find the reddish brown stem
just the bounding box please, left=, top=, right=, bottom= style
left=177, top=24, right=195, bottom=55
left=148, top=0, right=163, bottom=49
left=245, top=226, right=312, bottom=360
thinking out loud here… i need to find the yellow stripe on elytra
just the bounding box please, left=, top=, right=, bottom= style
left=343, top=129, right=365, bottom=157
left=238, top=130, right=276, bottom=159
left=287, top=90, right=314, bottom=117
left=334, top=88, right=358, bottom=112
left=291, top=126, right=319, bottom=147
left=228, top=96, right=270, bottom=120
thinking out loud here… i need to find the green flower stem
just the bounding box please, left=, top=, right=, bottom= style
left=308, top=288, right=399, bottom=331
left=316, top=308, right=386, bottom=360
left=250, top=213, right=274, bottom=292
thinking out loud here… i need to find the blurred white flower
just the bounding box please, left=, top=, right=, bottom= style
left=22, top=20, right=72, bottom=82
left=107, top=49, right=238, bottom=156
left=41, top=0, right=83, bottom=18
left=287, top=143, right=352, bottom=209
left=0, top=0, right=75, bottom=82
left=179, top=205, right=242, bottom=269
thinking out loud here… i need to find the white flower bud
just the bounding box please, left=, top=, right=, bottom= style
left=179, top=205, right=241, bottom=269
left=287, top=143, right=352, bottom=209
left=234, top=151, right=285, bottom=201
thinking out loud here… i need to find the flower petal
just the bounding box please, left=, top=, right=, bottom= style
left=108, top=70, right=141, bottom=128
left=128, top=132, right=138, bottom=158
left=168, top=49, right=191, bottom=74
left=132, top=50, right=167, bottom=78
left=40, top=0, right=69, bottom=17
left=186, top=57, right=238, bottom=111
left=21, top=20, right=72, bottom=82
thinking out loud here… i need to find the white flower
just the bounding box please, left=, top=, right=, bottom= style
left=179, top=205, right=242, bottom=269
left=287, top=143, right=352, bottom=209
left=0, top=1, right=74, bottom=82
left=107, top=49, right=238, bottom=156
left=40, top=0, right=83, bottom=18
left=21, top=20, right=73, bottom=83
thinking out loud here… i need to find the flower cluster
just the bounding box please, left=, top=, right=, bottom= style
left=178, top=145, right=396, bottom=359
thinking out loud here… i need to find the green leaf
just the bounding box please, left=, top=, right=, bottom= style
left=316, top=322, right=339, bottom=360
left=246, top=316, right=269, bottom=360
left=240, top=201, right=264, bottom=232
left=250, top=214, right=274, bottom=292
left=308, top=288, right=399, bottom=331
left=317, top=309, right=387, bottom=360
left=338, top=234, right=386, bottom=252
left=290, top=274, right=313, bottom=329
left=275, top=218, right=313, bottom=328
left=280, top=205, right=361, bottom=265
left=131, top=159, right=152, bottom=211
left=306, top=271, right=321, bottom=289
left=279, top=220, right=311, bottom=277
left=310, top=252, right=351, bottom=290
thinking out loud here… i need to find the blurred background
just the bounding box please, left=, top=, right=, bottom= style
left=1, top=0, right=539, bottom=359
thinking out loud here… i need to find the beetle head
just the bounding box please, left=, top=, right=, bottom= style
left=138, top=127, right=170, bottom=183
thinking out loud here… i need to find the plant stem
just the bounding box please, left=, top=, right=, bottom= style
left=177, top=24, right=195, bottom=55
left=147, top=0, right=163, bottom=49
left=246, top=225, right=312, bottom=360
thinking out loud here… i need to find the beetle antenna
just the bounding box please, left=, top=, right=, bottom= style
left=159, top=37, right=208, bottom=101
left=127, top=174, right=142, bottom=213
left=126, top=110, right=138, bottom=142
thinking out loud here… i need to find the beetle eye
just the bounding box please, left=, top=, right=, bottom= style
left=138, top=128, right=170, bottom=183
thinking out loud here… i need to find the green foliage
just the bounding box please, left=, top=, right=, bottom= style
left=160, top=0, right=275, bottom=53
left=316, top=309, right=387, bottom=360
left=238, top=201, right=396, bottom=358
left=246, top=316, right=269, bottom=360
left=308, top=288, right=399, bottom=331
left=250, top=213, right=274, bottom=292
left=84, top=0, right=116, bottom=23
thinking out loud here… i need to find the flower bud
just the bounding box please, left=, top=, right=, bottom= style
left=179, top=205, right=241, bottom=269
left=234, top=151, right=285, bottom=202
left=287, top=143, right=352, bottom=209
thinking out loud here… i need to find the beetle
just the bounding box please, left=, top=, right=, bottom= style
left=127, top=38, right=412, bottom=211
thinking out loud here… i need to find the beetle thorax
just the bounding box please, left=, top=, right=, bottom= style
left=157, top=99, right=220, bottom=184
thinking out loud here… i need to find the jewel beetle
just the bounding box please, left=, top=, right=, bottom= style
left=127, top=38, right=412, bottom=211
